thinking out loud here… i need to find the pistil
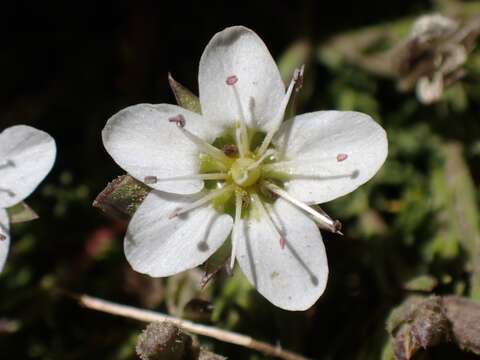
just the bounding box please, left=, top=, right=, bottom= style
left=246, top=149, right=275, bottom=171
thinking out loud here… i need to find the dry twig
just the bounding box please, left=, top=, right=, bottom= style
left=70, top=292, right=311, bottom=360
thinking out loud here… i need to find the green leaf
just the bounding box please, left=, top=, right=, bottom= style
left=6, top=202, right=39, bottom=224
left=168, top=73, right=201, bottom=114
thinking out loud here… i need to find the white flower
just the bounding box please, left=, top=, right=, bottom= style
left=0, top=125, right=56, bottom=271
left=102, top=26, right=388, bottom=311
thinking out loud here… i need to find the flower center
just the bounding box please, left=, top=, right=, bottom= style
left=230, top=158, right=261, bottom=187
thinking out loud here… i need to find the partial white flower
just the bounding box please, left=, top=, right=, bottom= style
left=103, top=26, right=388, bottom=311
left=0, top=125, right=56, bottom=271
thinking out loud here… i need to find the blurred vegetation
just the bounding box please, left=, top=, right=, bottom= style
left=2, top=0, right=480, bottom=359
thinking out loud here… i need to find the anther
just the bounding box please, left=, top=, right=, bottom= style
left=168, top=114, right=186, bottom=128
left=336, top=153, right=348, bottom=162
left=293, top=65, right=305, bottom=92
left=144, top=176, right=158, bottom=184
left=240, top=191, right=250, bottom=209
left=0, top=233, right=5, bottom=241
left=226, top=75, right=238, bottom=86
left=333, top=220, right=343, bottom=235
left=223, top=144, right=239, bottom=157
left=279, top=238, right=286, bottom=250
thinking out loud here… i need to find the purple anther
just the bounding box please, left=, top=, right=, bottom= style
left=336, top=153, right=348, bottom=162
left=144, top=176, right=158, bottom=184
left=168, top=114, right=186, bottom=128
left=226, top=75, right=238, bottom=86
left=223, top=144, right=239, bottom=157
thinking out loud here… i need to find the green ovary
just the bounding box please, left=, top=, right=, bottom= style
left=198, top=130, right=291, bottom=216
left=230, top=158, right=261, bottom=187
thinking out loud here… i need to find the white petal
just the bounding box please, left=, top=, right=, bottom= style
left=125, top=190, right=233, bottom=277
left=102, top=104, right=222, bottom=195
left=198, top=26, right=285, bottom=132
left=0, top=209, right=10, bottom=272
left=0, top=125, right=56, bottom=208
left=236, top=198, right=328, bottom=311
left=273, top=111, right=388, bottom=204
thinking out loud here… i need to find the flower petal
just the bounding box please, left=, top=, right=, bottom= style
left=198, top=26, right=285, bottom=132
left=125, top=190, right=233, bottom=277
left=272, top=111, right=388, bottom=204
left=235, top=198, right=328, bottom=311
left=0, top=209, right=10, bottom=272
left=102, top=104, right=222, bottom=194
left=0, top=125, right=56, bottom=208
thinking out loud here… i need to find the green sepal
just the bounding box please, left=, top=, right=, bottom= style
left=93, top=175, right=150, bottom=220
left=6, top=202, right=39, bottom=224
left=168, top=73, right=202, bottom=114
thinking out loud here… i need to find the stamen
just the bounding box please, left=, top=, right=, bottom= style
left=263, top=155, right=351, bottom=173
left=251, top=193, right=285, bottom=250
left=276, top=66, right=305, bottom=158
left=169, top=115, right=231, bottom=166
left=262, top=181, right=342, bottom=234
left=230, top=191, right=243, bottom=270
left=256, top=67, right=303, bottom=156
left=144, top=173, right=228, bottom=184
left=168, top=184, right=234, bottom=219
left=0, top=233, right=6, bottom=241
left=226, top=75, right=249, bottom=157
left=246, top=149, right=275, bottom=171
